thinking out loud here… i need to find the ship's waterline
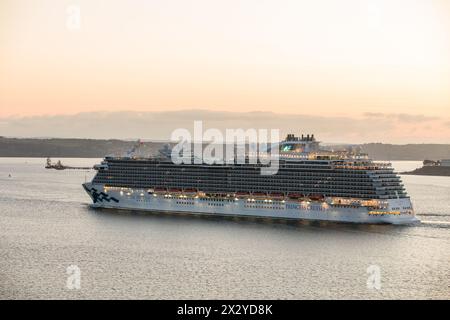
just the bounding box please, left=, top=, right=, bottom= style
left=83, top=182, right=417, bottom=225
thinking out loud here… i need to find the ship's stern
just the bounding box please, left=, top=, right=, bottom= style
left=380, top=197, right=420, bottom=225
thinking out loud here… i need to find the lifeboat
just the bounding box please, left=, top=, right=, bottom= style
left=252, top=192, right=267, bottom=198
left=183, top=188, right=198, bottom=195
left=213, top=193, right=228, bottom=198
left=288, top=193, right=304, bottom=199
left=309, top=194, right=325, bottom=201
left=269, top=192, right=285, bottom=199
left=168, top=188, right=182, bottom=194
left=154, top=187, right=166, bottom=193
left=235, top=192, right=250, bottom=198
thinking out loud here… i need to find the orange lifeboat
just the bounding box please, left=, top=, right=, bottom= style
left=183, top=188, right=198, bottom=195
left=269, top=192, right=285, bottom=199
left=252, top=192, right=267, bottom=198
left=235, top=192, right=250, bottom=198
left=309, top=194, right=325, bottom=201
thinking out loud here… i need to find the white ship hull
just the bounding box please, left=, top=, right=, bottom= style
left=83, top=183, right=419, bottom=225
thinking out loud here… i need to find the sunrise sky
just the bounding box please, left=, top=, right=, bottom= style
left=0, top=0, right=449, bottom=142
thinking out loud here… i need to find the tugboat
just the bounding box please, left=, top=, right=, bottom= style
left=45, top=158, right=92, bottom=170
left=45, top=158, right=65, bottom=170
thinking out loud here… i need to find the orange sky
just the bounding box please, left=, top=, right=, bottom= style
left=1, top=0, right=449, bottom=126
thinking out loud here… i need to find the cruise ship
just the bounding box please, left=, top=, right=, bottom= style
left=83, top=134, right=418, bottom=224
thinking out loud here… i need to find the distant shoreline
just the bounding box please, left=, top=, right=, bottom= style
left=1, top=137, right=450, bottom=161
left=401, top=166, right=450, bottom=177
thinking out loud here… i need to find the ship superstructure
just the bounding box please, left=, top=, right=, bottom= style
left=83, top=134, right=418, bottom=224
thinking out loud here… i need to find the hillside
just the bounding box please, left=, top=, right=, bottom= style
left=0, top=137, right=449, bottom=160
left=401, top=166, right=450, bottom=176
left=360, top=143, right=450, bottom=161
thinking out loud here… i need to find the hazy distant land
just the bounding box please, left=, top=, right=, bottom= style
left=1, top=137, right=449, bottom=161
left=401, top=166, right=450, bottom=176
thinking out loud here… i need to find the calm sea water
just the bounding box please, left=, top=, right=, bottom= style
left=0, top=158, right=449, bottom=299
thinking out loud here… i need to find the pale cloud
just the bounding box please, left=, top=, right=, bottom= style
left=363, top=112, right=438, bottom=122
left=1, top=110, right=449, bottom=144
